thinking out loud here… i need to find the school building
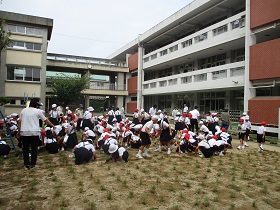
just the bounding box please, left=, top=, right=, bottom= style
left=108, top=0, right=280, bottom=133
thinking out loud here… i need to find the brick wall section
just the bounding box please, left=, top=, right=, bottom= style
left=128, top=53, right=138, bottom=71
left=128, top=76, right=138, bottom=94
left=251, top=0, right=280, bottom=29
left=250, top=38, right=280, bottom=80
left=127, top=101, right=137, bottom=114
left=248, top=97, right=280, bottom=125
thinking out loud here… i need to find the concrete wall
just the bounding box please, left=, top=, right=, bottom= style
left=127, top=101, right=137, bottom=114
left=250, top=0, right=280, bottom=29
left=5, top=82, right=41, bottom=97
left=7, top=50, right=42, bottom=67
left=249, top=38, right=280, bottom=80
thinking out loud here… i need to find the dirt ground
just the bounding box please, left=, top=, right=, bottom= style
left=0, top=138, right=280, bottom=210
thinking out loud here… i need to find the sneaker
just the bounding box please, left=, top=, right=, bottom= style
left=154, top=147, right=161, bottom=152
left=198, top=154, right=204, bottom=158
left=167, top=149, right=171, bottom=155
left=69, top=153, right=75, bottom=158
left=24, top=165, right=30, bottom=170
left=30, top=165, right=38, bottom=169
left=136, top=154, right=143, bottom=159
left=242, top=145, right=245, bottom=150
left=61, top=147, right=65, bottom=151
left=219, top=151, right=224, bottom=157
left=258, top=147, right=261, bottom=152
left=3, top=155, right=8, bottom=159
left=260, top=146, right=264, bottom=151
left=244, top=142, right=249, bottom=147
left=142, top=153, right=150, bottom=158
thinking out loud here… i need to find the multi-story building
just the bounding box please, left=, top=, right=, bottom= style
left=0, top=11, right=53, bottom=114
left=108, top=0, right=280, bottom=133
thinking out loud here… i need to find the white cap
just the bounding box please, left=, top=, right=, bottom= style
left=176, top=112, right=181, bottom=115
left=140, top=108, right=145, bottom=112
left=158, top=110, right=162, bottom=113
left=87, top=107, right=94, bottom=112
left=84, top=127, right=89, bottom=131
left=243, top=112, right=247, bottom=116
left=245, top=115, right=249, bottom=120
left=197, top=134, right=205, bottom=140
left=199, top=121, right=204, bottom=125
left=108, top=144, right=118, bottom=154
left=112, top=118, right=117, bottom=122
left=151, top=115, right=159, bottom=121
left=215, top=130, right=222, bottom=136
left=52, top=104, right=57, bottom=108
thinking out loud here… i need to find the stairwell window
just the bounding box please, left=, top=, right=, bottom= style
left=7, top=66, right=41, bottom=82
left=213, top=24, right=228, bottom=36
left=8, top=41, right=42, bottom=51
left=160, top=49, right=168, bottom=56
left=8, top=24, right=43, bottom=36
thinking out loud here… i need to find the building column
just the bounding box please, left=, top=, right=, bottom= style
left=116, top=96, right=124, bottom=109
left=117, top=72, right=125, bottom=90
left=110, top=75, right=116, bottom=90
left=137, top=45, right=144, bottom=109
left=85, top=95, right=89, bottom=109
left=244, top=0, right=256, bottom=114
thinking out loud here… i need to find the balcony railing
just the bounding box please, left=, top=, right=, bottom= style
left=89, top=82, right=125, bottom=91
left=143, top=11, right=246, bottom=67
left=47, top=53, right=127, bottom=67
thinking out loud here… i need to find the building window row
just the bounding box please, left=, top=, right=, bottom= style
left=8, top=24, right=43, bottom=36
left=7, top=66, right=40, bottom=82
left=212, top=69, right=227, bottom=80
left=8, top=40, right=42, bottom=51
left=200, top=53, right=226, bottom=69
left=213, top=24, right=228, bottom=36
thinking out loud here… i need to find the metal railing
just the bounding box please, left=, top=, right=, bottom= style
left=89, top=82, right=125, bottom=91
left=47, top=53, right=127, bottom=68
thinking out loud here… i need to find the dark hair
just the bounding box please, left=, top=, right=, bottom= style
left=194, top=106, right=198, bottom=109
left=153, top=104, right=157, bottom=108
left=46, top=130, right=53, bottom=139
left=67, top=114, right=73, bottom=120
left=29, top=98, right=39, bottom=108
left=116, top=107, right=119, bottom=110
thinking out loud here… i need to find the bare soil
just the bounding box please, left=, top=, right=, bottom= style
left=0, top=139, right=280, bottom=210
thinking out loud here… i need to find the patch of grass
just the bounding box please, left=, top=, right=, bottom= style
left=195, top=188, right=201, bottom=194
left=79, top=187, right=84, bottom=193
left=141, top=195, right=147, bottom=205
left=128, top=191, right=134, bottom=198
left=202, top=198, right=210, bottom=207
left=167, top=185, right=175, bottom=192
left=54, top=189, right=61, bottom=197
left=229, top=203, right=236, bottom=210
left=262, top=185, right=268, bottom=194
left=78, top=181, right=84, bottom=186
left=28, top=201, right=36, bottom=210
left=275, top=184, right=280, bottom=191
left=185, top=181, right=191, bottom=188
left=169, top=204, right=180, bottom=210
left=230, top=191, right=237, bottom=198
left=60, top=199, right=68, bottom=207
left=252, top=200, right=257, bottom=208
left=100, top=185, right=106, bottom=191
left=122, top=179, right=128, bottom=186
left=87, top=201, right=97, bottom=210
left=106, top=190, right=112, bottom=200
left=150, top=185, right=156, bottom=194
left=68, top=166, right=74, bottom=173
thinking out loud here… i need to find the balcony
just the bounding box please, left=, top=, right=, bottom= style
left=143, top=11, right=245, bottom=70
left=142, top=62, right=245, bottom=95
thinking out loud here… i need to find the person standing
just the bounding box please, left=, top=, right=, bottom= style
left=120, top=106, right=125, bottom=119
left=257, top=121, right=266, bottom=152
left=149, top=104, right=157, bottom=117
left=189, top=106, right=200, bottom=133
left=172, top=106, right=179, bottom=118
left=17, top=98, right=55, bottom=170
left=220, top=109, right=232, bottom=132
left=75, top=104, right=84, bottom=132
left=183, top=103, right=188, bottom=114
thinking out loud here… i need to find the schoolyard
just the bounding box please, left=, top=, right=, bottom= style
left=0, top=137, right=280, bottom=210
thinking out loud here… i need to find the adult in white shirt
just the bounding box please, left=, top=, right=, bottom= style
left=149, top=104, right=157, bottom=117
left=172, top=107, right=179, bottom=118
left=189, top=106, right=200, bottom=133
left=257, top=121, right=266, bottom=151
left=17, top=98, right=55, bottom=169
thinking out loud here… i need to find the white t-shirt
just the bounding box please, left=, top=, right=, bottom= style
left=132, top=124, right=143, bottom=131
left=44, top=137, right=57, bottom=144
left=183, top=106, right=188, bottom=113
left=76, top=141, right=95, bottom=152
left=131, top=134, right=141, bottom=142
left=208, top=138, right=216, bottom=147
left=115, top=110, right=121, bottom=116
left=159, top=121, right=169, bottom=130
left=149, top=107, right=157, bottom=116
left=84, top=111, right=92, bottom=119
left=108, top=110, right=114, bottom=116
left=20, top=107, right=47, bottom=136
left=118, top=147, right=126, bottom=156
left=215, top=140, right=227, bottom=147
left=190, top=109, right=200, bottom=119
left=53, top=125, right=62, bottom=136
left=184, top=117, right=190, bottom=125
left=0, top=140, right=7, bottom=145
left=49, top=110, right=59, bottom=118
left=241, top=124, right=247, bottom=133
left=257, top=125, right=266, bottom=135
left=198, top=140, right=210, bottom=149
left=141, top=121, right=154, bottom=133
left=200, top=125, right=209, bottom=133
left=85, top=129, right=96, bottom=137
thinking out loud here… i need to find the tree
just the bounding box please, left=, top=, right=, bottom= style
left=0, top=19, right=11, bottom=52
left=49, top=73, right=90, bottom=106
left=0, top=96, right=10, bottom=106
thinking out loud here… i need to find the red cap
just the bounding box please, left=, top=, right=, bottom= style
left=188, top=113, right=192, bottom=118
left=239, top=118, right=244, bottom=122
left=104, top=128, right=109, bottom=133
left=221, top=127, right=226, bottom=132
left=184, top=133, right=190, bottom=141
left=213, top=135, right=218, bottom=140
left=182, top=129, right=188, bottom=134
left=104, top=134, right=110, bottom=139
left=135, top=108, right=139, bottom=112
left=261, top=121, right=266, bottom=126
left=183, top=112, right=187, bottom=117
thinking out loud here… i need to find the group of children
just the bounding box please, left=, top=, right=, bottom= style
left=0, top=105, right=268, bottom=164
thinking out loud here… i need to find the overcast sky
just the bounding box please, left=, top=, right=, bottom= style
left=1, top=0, right=193, bottom=58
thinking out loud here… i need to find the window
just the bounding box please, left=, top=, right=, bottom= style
left=8, top=24, right=43, bottom=36
left=231, top=17, right=245, bottom=29
left=143, top=84, right=149, bottom=89
left=181, top=39, right=192, bottom=48
left=194, top=73, right=207, bottom=82
left=194, top=33, right=207, bottom=43
left=159, top=81, right=167, bottom=87
left=212, top=70, right=227, bottom=80
left=169, top=45, right=178, bottom=53
left=168, top=79, right=177, bottom=86
left=151, top=53, right=157, bottom=60
left=7, top=66, right=41, bottom=82
left=213, top=24, right=228, bottom=36
left=150, top=82, right=157, bottom=88
left=230, top=67, right=245, bottom=77
left=8, top=40, right=42, bottom=51
left=144, top=57, right=149, bottom=63
left=200, top=53, right=226, bottom=69
left=181, top=76, right=192, bottom=84
left=160, top=49, right=168, bottom=56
